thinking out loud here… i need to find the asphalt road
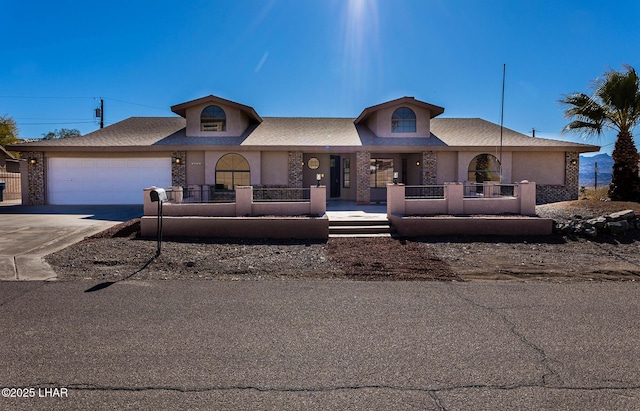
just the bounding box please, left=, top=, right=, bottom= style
left=1, top=279, right=639, bottom=410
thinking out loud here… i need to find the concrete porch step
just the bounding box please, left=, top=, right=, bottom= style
left=329, top=219, right=390, bottom=227
left=326, top=211, right=393, bottom=237
left=328, top=220, right=395, bottom=237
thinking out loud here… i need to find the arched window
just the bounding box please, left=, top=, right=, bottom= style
left=391, top=107, right=416, bottom=133
left=468, top=154, right=501, bottom=183
left=215, top=154, right=250, bottom=190
left=201, top=105, right=226, bottom=131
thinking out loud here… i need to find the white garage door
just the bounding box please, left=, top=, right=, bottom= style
left=47, top=158, right=172, bottom=205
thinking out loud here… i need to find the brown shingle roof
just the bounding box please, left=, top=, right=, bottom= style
left=8, top=116, right=599, bottom=153
left=430, top=118, right=592, bottom=149
left=10, top=117, right=186, bottom=148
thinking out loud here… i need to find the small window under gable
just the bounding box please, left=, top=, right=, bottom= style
left=201, top=105, right=226, bottom=131
left=391, top=107, right=416, bottom=133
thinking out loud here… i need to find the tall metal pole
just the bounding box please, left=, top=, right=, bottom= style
left=100, top=98, right=104, bottom=129
left=499, top=64, right=506, bottom=181
left=595, top=161, right=599, bottom=189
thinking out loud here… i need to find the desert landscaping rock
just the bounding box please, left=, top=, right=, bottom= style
left=46, top=200, right=640, bottom=283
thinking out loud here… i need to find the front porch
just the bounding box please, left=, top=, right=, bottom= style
left=141, top=182, right=552, bottom=238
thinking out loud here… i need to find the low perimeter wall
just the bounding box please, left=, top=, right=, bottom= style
left=389, top=215, right=553, bottom=236
left=141, top=215, right=329, bottom=239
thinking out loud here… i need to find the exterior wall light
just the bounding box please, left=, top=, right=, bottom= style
left=316, top=173, right=322, bottom=187
left=30, top=158, right=37, bottom=165
left=416, top=161, right=421, bottom=166
left=173, top=157, right=182, bottom=164
left=570, top=159, right=577, bottom=166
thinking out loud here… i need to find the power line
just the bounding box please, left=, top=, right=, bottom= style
left=0, top=95, right=171, bottom=111
left=0, top=96, right=94, bottom=99
left=103, top=97, right=171, bottom=112
left=18, top=121, right=96, bottom=125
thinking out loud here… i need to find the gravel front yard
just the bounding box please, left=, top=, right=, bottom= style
left=46, top=200, right=640, bottom=282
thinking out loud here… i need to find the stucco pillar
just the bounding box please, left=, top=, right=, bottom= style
left=288, top=151, right=303, bottom=188
left=143, top=187, right=157, bottom=216
left=309, top=185, right=326, bottom=216
left=445, top=182, right=463, bottom=215
left=235, top=186, right=253, bottom=216
left=26, top=152, right=45, bottom=205
left=517, top=181, right=536, bottom=215
left=171, top=151, right=186, bottom=188
left=356, top=151, right=371, bottom=204
left=167, top=186, right=183, bottom=203
left=422, top=151, right=437, bottom=185
left=386, top=183, right=405, bottom=218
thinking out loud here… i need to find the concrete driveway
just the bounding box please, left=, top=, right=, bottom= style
left=0, top=205, right=142, bottom=280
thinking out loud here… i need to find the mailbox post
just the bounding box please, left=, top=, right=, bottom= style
left=149, top=188, right=167, bottom=255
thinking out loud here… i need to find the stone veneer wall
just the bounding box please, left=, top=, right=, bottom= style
left=536, top=151, right=579, bottom=204
left=171, top=151, right=186, bottom=188
left=356, top=151, right=371, bottom=204
left=422, top=151, right=437, bottom=185
left=288, top=151, right=303, bottom=188
left=26, top=151, right=45, bottom=205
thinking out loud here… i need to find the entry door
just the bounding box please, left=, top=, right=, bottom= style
left=330, top=155, right=341, bottom=198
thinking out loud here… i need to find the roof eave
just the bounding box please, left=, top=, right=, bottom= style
left=355, top=96, right=446, bottom=124
left=170, top=95, right=263, bottom=124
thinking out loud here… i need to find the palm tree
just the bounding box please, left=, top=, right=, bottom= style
left=561, top=64, right=640, bottom=201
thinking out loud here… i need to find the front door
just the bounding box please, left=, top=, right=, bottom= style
left=330, top=155, right=341, bottom=198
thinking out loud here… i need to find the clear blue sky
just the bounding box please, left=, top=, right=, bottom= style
left=2, top=0, right=639, bottom=155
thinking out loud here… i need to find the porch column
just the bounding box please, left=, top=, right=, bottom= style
left=288, top=151, right=303, bottom=188
left=565, top=151, right=579, bottom=200
left=26, top=151, right=45, bottom=206
left=171, top=151, right=186, bottom=188
left=356, top=151, right=371, bottom=204
left=422, top=151, right=437, bottom=185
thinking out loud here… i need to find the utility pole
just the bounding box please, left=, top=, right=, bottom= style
left=499, top=64, right=506, bottom=181
left=595, top=161, right=599, bottom=189
left=95, top=98, right=104, bottom=129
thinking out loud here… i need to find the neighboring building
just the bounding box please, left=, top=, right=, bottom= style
left=10, top=95, right=599, bottom=205
left=0, top=145, right=22, bottom=202
left=1, top=145, right=20, bottom=173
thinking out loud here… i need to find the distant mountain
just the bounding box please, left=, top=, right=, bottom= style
left=579, top=153, right=612, bottom=188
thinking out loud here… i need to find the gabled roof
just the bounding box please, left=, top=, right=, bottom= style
left=8, top=115, right=599, bottom=153
left=1, top=144, right=15, bottom=159
left=430, top=118, right=597, bottom=149
left=355, top=96, right=445, bottom=124
left=170, top=95, right=262, bottom=124
left=8, top=117, right=186, bottom=150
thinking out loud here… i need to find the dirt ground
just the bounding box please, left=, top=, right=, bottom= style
left=46, top=200, right=640, bottom=282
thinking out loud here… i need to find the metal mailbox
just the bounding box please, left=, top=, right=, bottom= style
left=150, top=188, right=167, bottom=203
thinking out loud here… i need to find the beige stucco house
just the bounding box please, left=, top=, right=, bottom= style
left=11, top=95, right=599, bottom=205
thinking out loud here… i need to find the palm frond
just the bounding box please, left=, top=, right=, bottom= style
left=561, top=64, right=640, bottom=137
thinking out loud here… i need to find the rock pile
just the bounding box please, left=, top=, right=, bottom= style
left=553, top=209, right=639, bottom=238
